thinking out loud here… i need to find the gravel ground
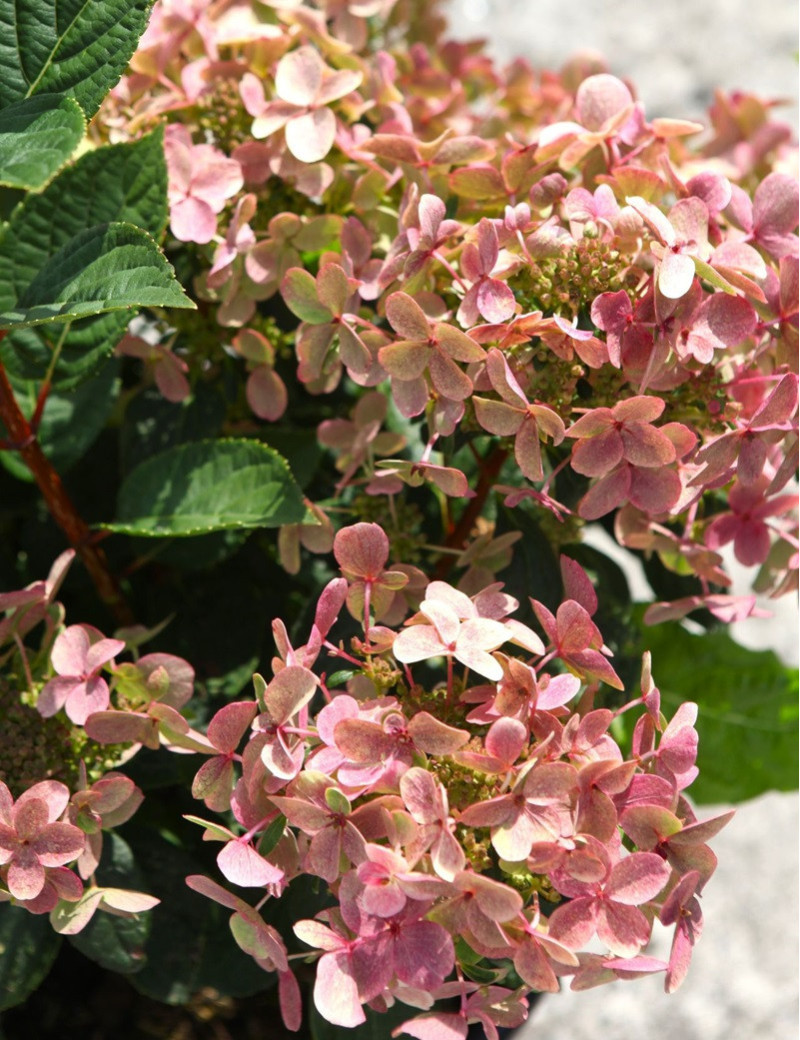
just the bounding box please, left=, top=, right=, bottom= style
left=440, top=5, right=799, bottom=1038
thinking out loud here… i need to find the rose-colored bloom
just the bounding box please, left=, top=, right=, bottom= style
left=457, top=218, right=517, bottom=327
left=548, top=848, right=671, bottom=957
left=626, top=195, right=712, bottom=299
left=38, top=625, right=125, bottom=725
left=0, top=781, right=85, bottom=902
left=241, top=47, right=362, bottom=164
left=705, top=476, right=798, bottom=566
left=164, top=124, right=243, bottom=243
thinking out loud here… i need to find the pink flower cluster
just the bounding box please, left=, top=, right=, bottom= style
left=102, top=0, right=799, bottom=626
left=0, top=553, right=182, bottom=931
left=167, top=523, right=732, bottom=1037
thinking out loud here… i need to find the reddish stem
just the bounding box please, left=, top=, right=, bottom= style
left=0, top=335, right=133, bottom=626
left=434, top=444, right=508, bottom=579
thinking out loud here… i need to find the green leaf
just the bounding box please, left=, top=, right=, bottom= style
left=120, top=382, right=226, bottom=476
left=0, top=222, right=194, bottom=331
left=130, top=832, right=275, bottom=1003
left=0, top=904, right=61, bottom=1010
left=0, top=0, right=153, bottom=118
left=641, top=621, right=799, bottom=803
left=107, top=438, right=306, bottom=537
left=0, top=356, right=119, bottom=481
left=0, top=128, right=171, bottom=383
left=1, top=127, right=169, bottom=296
left=67, top=833, right=153, bottom=974
left=496, top=506, right=562, bottom=615
left=0, top=94, right=85, bottom=189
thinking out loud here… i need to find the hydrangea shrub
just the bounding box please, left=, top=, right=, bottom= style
left=0, top=0, right=797, bottom=1034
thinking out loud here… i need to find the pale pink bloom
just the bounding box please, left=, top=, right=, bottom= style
left=458, top=759, right=577, bottom=861
left=0, top=781, right=85, bottom=901
left=548, top=849, right=671, bottom=957
left=725, top=172, right=799, bottom=260
left=69, top=770, right=143, bottom=878
left=380, top=290, right=486, bottom=410
left=567, top=396, right=676, bottom=478
left=393, top=592, right=509, bottom=683
left=692, top=373, right=799, bottom=487
left=399, top=767, right=465, bottom=880
left=354, top=844, right=447, bottom=918
left=131, top=0, right=219, bottom=79
left=192, top=701, right=257, bottom=811
left=255, top=666, right=319, bottom=781
left=513, top=897, right=579, bottom=993
left=536, top=74, right=637, bottom=169
left=241, top=46, right=362, bottom=164
left=620, top=804, right=733, bottom=887
left=457, top=218, right=517, bottom=327
left=293, top=915, right=368, bottom=1028
left=164, top=124, right=243, bottom=243
left=38, top=625, right=125, bottom=725
left=627, top=195, right=712, bottom=299
left=206, top=194, right=258, bottom=323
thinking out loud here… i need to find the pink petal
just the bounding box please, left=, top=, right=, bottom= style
left=171, top=196, right=218, bottom=244
left=65, top=677, right=110, bottom=725
left=607, top=852, right=671, bottom=904
left=286, top=108, right=336, bottom=164
left=217, top=840, right=284, bottom=887
left=84, top=638, right=126, bottom=674
left=265, top=666, right=318, bottom=724
left=247, top=366, right=288, bottom=421
left=7, top=847, right=46, bottom=900
left=275, top=46, right=323, bottom=107
left=51, top=626, right=90, bottom=676
left=17, top=781, right=70, bottom=822
left=576, top=74, right=633, bottom=131
left=629, top=466, right=681, bottom=514
left=36, top=676, right=72, bottom=717
left=597, top=902, right=651, bottom=957
left=393, top=624, right=447, bottom=664
left=386, top=292, right=431, bottom=340
left=207, top=701, right=257, bottom=754
left=394, top=920, right=454, bottom=990
left=658, top=251, right=696, bottom=299
left=753, top=172, right=800, bottom=235
left=476, top=279, right=516, bottom=324
left=32, top=822, right=86, bottom=866
left=314, top=951, right=365, bottom=1028
left=547, top=895, right=599, bottom=949
left=398, top=1012, right=468, bottom=1040
left=571, top=428, right=624, bottom=477
left=334, top=522, right=389, bottom=579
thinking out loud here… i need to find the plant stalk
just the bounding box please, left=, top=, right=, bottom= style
left=0, top=335, right=133, bottom=626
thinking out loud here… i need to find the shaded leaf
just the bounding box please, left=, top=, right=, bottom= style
left=67, top=833, right=152, bottom=974
left=0, top=0, right=152, bottom=118
left=108, top=438, right=306, bottom=537
left=640, top=620, right=798, bottom=803
left=0, top=356, right=119, bottom=481
left=0, top=223, right=194, bottom=331
left=0, top=904, right=61, bottom=1010
left=0, top=94, right=85, bottom=189
left=130, top=832, right=275, bottom=1004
